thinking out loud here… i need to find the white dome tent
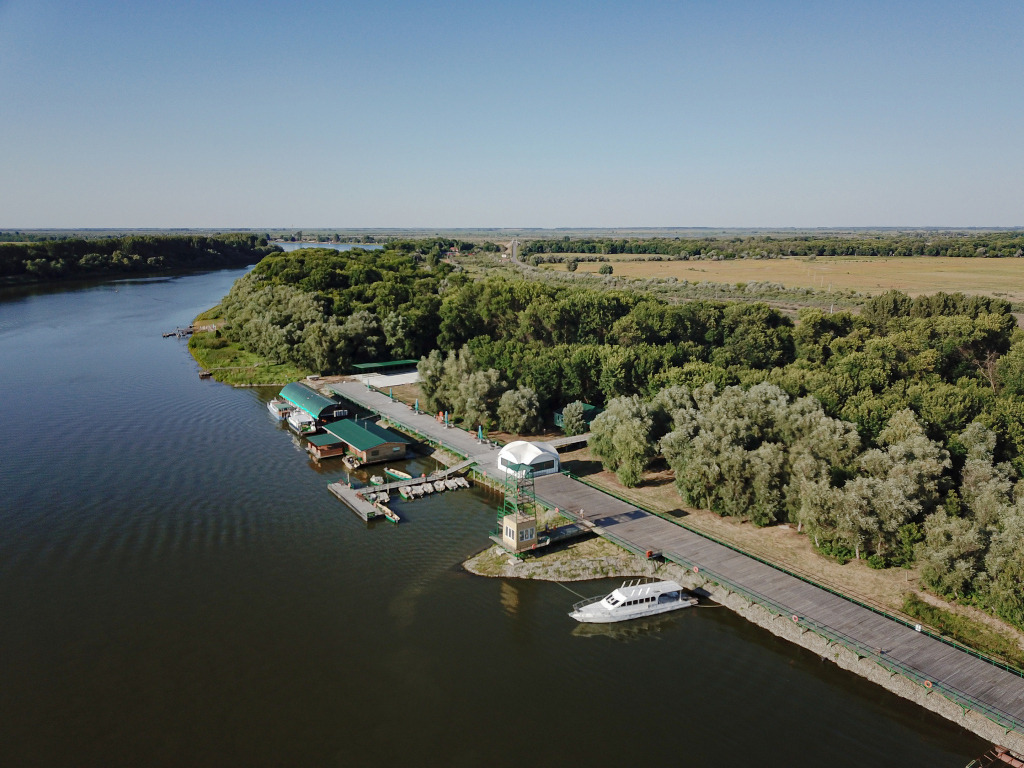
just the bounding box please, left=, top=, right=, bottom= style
left=495, top=440, right=560, bottom=478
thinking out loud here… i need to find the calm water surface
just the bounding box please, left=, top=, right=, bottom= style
left=0, top=271, right=988, bottom=767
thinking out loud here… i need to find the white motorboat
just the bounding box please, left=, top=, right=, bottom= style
left=569, top=579, right=697, bottom=623
left=286, top=409, right=318, bottom=436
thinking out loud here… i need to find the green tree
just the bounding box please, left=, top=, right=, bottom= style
left=497, top=386, right=542, bottom=434
left=590, top=395, right=655, bottom=487
left=561, top=400, right=587, bottom=436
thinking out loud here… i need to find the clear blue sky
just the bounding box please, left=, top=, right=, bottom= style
left=1, top=0, right=1021, bottom=228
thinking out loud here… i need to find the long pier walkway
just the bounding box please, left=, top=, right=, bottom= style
left=327, top=379, right=1024, bottom=735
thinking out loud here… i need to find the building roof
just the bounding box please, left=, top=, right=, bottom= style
left=555, top=403, right=603, bottom=417
left=351, top=359, right=419, bottom=371
left=280, top=382, right=340, bottom=419
left=497, top=440, right=560, bottom=472
left=323, top=419, right=409, bottom=452
left=307, top=432, right=345, bottom=447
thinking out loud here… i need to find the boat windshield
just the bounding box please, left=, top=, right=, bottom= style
left=605, top=597, right=620, bottom=606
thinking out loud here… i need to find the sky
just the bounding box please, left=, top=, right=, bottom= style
left=0, top=0, right=1022, bottom=228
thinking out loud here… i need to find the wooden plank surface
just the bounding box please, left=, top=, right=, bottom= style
left=330, top=382, right=1024, bottom=727
left=532, top=472, right=1024, bottom=724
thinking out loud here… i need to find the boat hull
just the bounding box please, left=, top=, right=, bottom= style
left=570, top=600, right=694, bottom=624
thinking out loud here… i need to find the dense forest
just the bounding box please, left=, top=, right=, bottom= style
left=0, top=234, right=279, bottom=284
left=220, top=245, right=1024, bottom=629
left=522, top=233, right=1024, bottom=260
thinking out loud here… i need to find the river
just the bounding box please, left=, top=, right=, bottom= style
left=0, top=269, right=989, bottom=767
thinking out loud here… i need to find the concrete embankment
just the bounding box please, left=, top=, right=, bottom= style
left=464, top=542, right=1024, bottom=754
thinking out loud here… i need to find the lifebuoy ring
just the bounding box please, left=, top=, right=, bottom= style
left=792, top=615, right=800, bottom=623
left=924, top=680, right=933, bottom=689
left=693, top=566, right=699, bottom=573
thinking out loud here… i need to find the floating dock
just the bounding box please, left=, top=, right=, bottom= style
left=328, top=483, right=399, bottom=523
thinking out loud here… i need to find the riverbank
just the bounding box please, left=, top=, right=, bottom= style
left=463, top=540, right=1024, bottom=754
left=555, top=445, right=1024, bottom=663
left=186, top=305, right=310, bottom=386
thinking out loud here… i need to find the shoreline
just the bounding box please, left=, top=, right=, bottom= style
left=463, top=540, right=1024, bottom=753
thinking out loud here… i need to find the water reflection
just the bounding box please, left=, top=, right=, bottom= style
left=570, top=612, right=688, bottom=642
left=500, top=581, right=520, bottom=617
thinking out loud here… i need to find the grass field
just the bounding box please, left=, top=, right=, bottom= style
left=541, top=256, right=1024, bottom=301
left=188, top=332, right=310, bottom=386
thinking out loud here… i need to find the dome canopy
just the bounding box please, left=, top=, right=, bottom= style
left=496, top=441, right=560, bottom=476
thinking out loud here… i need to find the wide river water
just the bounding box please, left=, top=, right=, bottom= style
left=0, top=269, right=990, bottom=766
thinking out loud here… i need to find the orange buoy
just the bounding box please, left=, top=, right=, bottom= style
left=646, top=550, right=653, bottom=559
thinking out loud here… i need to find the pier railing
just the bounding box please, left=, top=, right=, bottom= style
left=555, top=469, right=1024, bottom=732
left=659, top=549, right=1024, bottom=735
left=558, top=469, right=1024, bottom=682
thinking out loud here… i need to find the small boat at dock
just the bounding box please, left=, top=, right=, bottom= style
left=433, top=480, right=446, bottom=493
left=420, top=483, right=433, bottom=495
left=286, top=409, right=318, bottom=436
left=569, top=579, right=697, bottom=624
left=444, top=478, right=458, bottom=491
left=384, top=466, right=413, bottom=481
left=267, top=398, right=295, bottom=420
left=370, top=475, right=384, bottom=486
left=343, top=456, right=361, bottom=470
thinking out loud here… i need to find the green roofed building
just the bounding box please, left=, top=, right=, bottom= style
left=279, top=381, right=348, bottom=423
left=306, top=418, right=410, bottom=463
left=553, top=403, right=603, bottom=430
left=350, top=360, right=419, bottom=374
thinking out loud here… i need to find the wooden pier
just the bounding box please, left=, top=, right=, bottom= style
left=326, top=379, right=1024, bottom=738
left=328, top=483, right=399, bottom=523
left=364, top=457, right=476, bottom=496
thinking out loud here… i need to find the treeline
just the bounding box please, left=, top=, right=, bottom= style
left=218, top=245, right=1024, bottom=628
left=218, top=246, right=456, bottom=372
left=521, top=233, right=1024, bottom=260
left=0, top=234, right=279, bottom=283
left=587, top=384, right=1024, bottom=630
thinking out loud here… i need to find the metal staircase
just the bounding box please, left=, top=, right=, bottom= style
left=494, top=459, right=537, bottom=535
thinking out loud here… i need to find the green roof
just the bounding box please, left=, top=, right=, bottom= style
left=307, top=432, right=345, bottom=447
left=351, top=359, right=419, bottom=371
left=323, top=419, right=409, bottom=452
left=554, top=403, right=604, bottom=427
left=280, top=382, right=339, bottom=418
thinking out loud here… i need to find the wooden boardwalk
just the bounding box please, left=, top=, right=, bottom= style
left=362, top=458, right=476, bottom=495
left=545, top=432, right=591, bottom=449
left=533, top=473, right=1024, bottom=730
left=327, top=379, right=1024, bottom=733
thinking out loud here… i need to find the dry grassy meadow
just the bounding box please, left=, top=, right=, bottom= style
left=541, top=256, right=1024, bottom=301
